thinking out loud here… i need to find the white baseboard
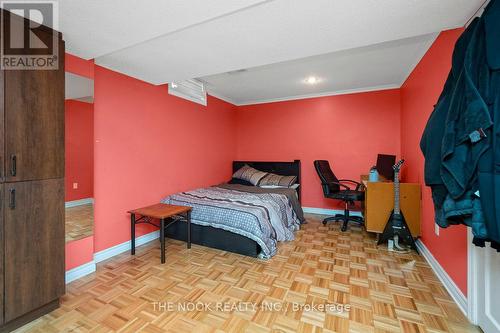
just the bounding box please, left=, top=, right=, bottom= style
left=416, top=239, right=468, bottom=315
left=94, top=230, right=160, bottom=263
left=66, top=231, right=160, bottom=284
left=302, top=206, right=363, bottom=217
left=66, top=231, right=160, bottom=283
left=65, top=260, right=96, bottom=284
left=65, top=198, right=94, bottom=208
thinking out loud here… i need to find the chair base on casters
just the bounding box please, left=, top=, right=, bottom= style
left=322, top=203, right=364, bottom=232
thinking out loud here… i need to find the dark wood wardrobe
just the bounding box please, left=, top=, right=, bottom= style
left=0, top=10, right=65, bottom=332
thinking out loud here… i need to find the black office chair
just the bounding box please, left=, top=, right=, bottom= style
left=314, top=160, right=365, bottom=232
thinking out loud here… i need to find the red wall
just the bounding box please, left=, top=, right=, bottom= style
left=67, top=31, right=471, bottom=298
left=401, top=29, right=468, bottom=294
left=236, top=90, right=401, bottom=210
left=65, top=100, right=94, bottom=202
left=93, top=65, right=238, bottom=252
left=66, top=53, right=94, bottom=79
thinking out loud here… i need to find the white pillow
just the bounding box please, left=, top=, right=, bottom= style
left=232, top=165, right=268, bottom=186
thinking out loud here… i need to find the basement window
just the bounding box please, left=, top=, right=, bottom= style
left=168, top=79, right=207, bottom=106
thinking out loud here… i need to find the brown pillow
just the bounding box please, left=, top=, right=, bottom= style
left=259, top=173, right=297, bottom=187
left=232, top=165, right=268, bottom=186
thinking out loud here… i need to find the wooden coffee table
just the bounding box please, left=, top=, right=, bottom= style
left=128, top=203, right=192, bottom=263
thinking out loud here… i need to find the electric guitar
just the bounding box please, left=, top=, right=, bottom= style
left=377, top=159, right=418, bottom=252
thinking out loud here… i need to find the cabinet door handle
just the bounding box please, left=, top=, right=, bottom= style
left=9, top=189, right=15, bottom=209
left=10, top=155, right=16, bottom=177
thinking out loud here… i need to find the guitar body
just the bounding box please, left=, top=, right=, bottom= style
left=378, top=210, right=418, bottom=251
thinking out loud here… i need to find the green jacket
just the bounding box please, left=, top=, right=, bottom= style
left=477, top=0, right=500, bottom=245
left=420, top=0, right=500, bottom=244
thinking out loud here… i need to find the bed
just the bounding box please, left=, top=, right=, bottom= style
left=162, top=160, right=303, bottom=258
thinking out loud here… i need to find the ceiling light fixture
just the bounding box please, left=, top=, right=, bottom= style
left=305, top=76, right=319, bottom=85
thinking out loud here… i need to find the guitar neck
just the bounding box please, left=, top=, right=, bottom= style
left=394, top=170, right=400, bottom=215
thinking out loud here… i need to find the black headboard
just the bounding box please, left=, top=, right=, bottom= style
left=232, top=160, right=302, bottom=202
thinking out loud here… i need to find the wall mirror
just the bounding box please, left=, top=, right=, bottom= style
left=65, top=72, right=94, bottom=243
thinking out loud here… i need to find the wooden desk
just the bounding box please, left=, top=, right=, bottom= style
left=361, top=177, right=421, bottom=237
left=128, top=203, right=192, bottom=263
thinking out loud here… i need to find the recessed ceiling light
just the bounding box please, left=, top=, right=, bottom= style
left=305, top=76, right=319, bottom=85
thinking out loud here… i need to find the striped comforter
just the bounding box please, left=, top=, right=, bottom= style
left=161, top=186, right=301, bottom=258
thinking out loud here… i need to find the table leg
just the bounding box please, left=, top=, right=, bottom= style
left=187, top=211, right=191, bottom=249
left=131, top=213, right=136, bottom=255
left=160, top=218, right=165, bottom=263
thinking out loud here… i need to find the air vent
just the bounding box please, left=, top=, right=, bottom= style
left=168, top=79, right=207, bottom=106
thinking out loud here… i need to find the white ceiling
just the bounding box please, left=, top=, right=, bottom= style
left=65, top=72, right=94, bottom=101
left=201, top=33, right=438, bottom=105
left=55, top=0, right=485, bottom=104
left=60, top=0, right=267, bottom=59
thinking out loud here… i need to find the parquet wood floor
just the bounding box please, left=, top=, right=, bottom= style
left=66, top=204, right=94, bottom=243
left=17, top=214, right=480, bottom=332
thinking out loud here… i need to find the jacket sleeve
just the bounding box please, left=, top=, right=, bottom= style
left=441, top=20, right=492, bottom=199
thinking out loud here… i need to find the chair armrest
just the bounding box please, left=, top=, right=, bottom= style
left=338, top=179, right=364, bottom=191
left=323, top=181, right=352, bottom=190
